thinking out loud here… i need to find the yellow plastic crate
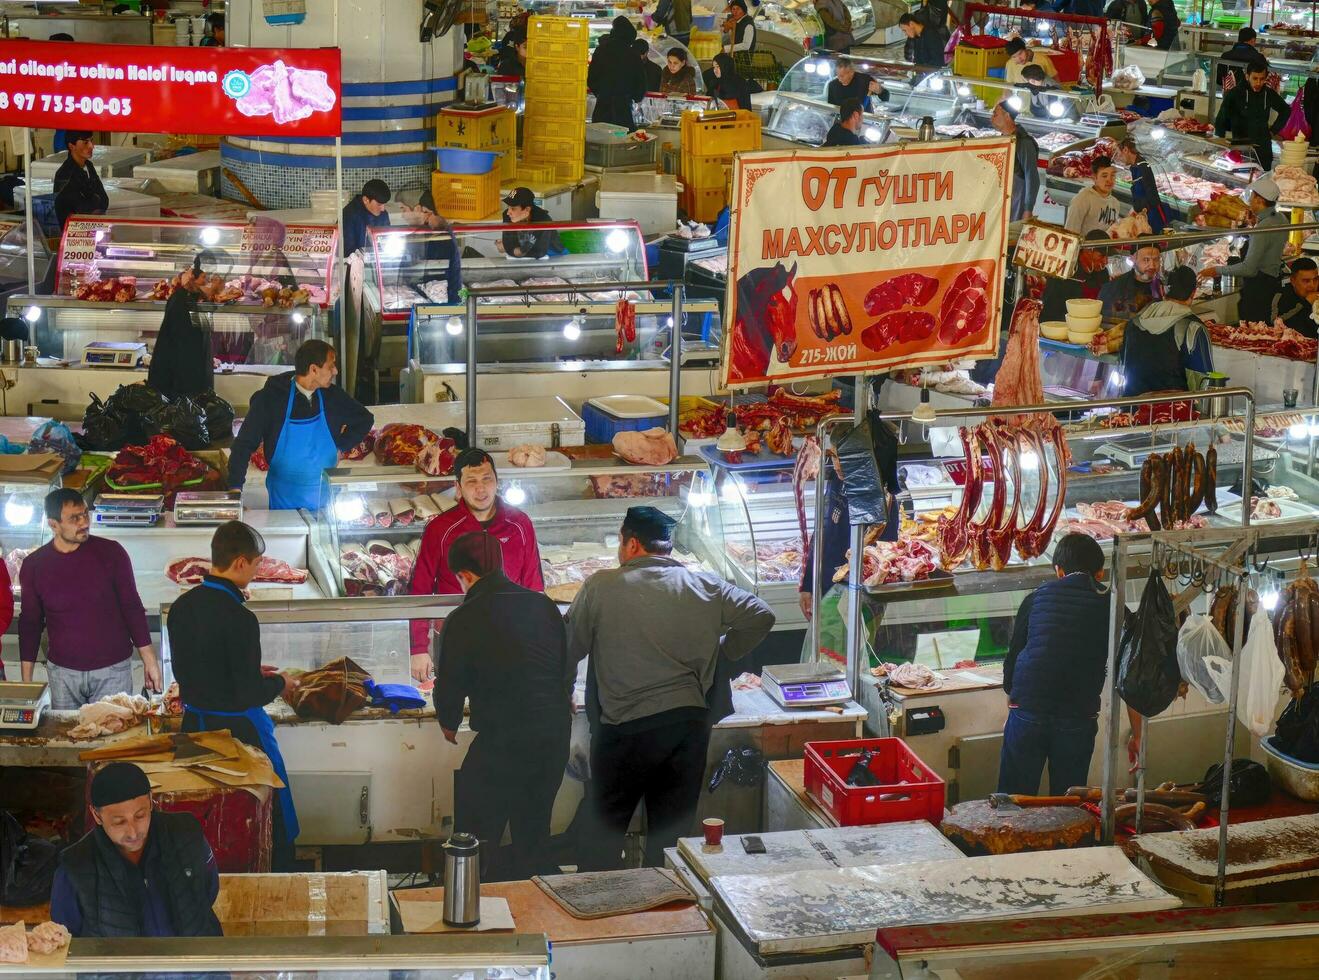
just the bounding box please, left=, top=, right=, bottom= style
left=681, top=109, right=762, bottom=158
left=522, top=97, right=583, bottom=127
left=549, top=158, right=584, bottom=182
left=498, top=148, right=516, bottom=181
left=525, top=73, right=588, bottom=104
left=523, top=131, right=582, bottom=162
left=526, top=33, right=589, bottom=63
left=524, top=108, right=586, bottom=144
left=527, top=14, right=590, bottom=40
left=515, top=160, right=557, bottom=183
left=525, top=56, right=589, bottom=85
left=432, top=169, right=502, bottom=221
left=437, top=106, right=516, bottom=150
left=681, top=152, right=733, bottom=190
left=681, top=184, right=726, bottom=223
left=952, top=41, right=1009, bottom=105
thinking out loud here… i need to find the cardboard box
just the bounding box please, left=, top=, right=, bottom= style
left=213, top=871, right=389, bottom=936
left=0, top=452, right=63, bottom=483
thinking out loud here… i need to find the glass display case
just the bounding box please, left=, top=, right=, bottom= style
left=313, top=458, right=714, bottom=601
left=6, top=216, right=336, bottom=368
left=758, top=0, right=825, bottom=47
left=1127, top=118, right=1262, bottom=193
left=0, top=218, right=53, bottom=302
left=366, top=220, right=649, bottom=323
left=0, top=468, right=61, bottom=597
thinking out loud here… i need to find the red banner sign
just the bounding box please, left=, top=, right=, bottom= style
left=0, top=39, right=341, bottom=138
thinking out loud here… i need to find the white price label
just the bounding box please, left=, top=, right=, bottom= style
left=1012, top=222, right=1081, bottom=280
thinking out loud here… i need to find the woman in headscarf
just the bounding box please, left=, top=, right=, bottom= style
left=709, top=53, right=761, bottom=110
left=587, top=16, right=648, bottom=129
left=147, top=252, right=217, bottom=400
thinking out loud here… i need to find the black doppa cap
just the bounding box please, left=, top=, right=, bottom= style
left=91, top=762, right=151, bottom=808
left=622, top=505, right=676, bottom=542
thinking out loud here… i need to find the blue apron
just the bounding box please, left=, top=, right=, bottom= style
left=266, top=384, right=337, bottom=511
left=183, top=581, right=300, bottom=843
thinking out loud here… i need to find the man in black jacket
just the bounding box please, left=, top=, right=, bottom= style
left=1216, top=27, right=1258, bottom=88
left=898, top=10, right=948, bottom=69
left=53, top=131, right=109, bottom=230
left=1272, top=257, right=1319, bottom=338
left=1215, top=57, right=1288, bottom=169
left=823, top=98, right=865, bottom=146
left=588, top=16, right=648, bottom=129
left=171, top=521, right=302, bottom=870
left=50, top=762, right=222, bottom=938
left=499, top=187, right=562, bottom=259
left=436, top=531, right=572, bottom=881
left=825, top=57, right=889, bottom=111
left=229, top=339, right=374, bottom=509
left=341, top=179, right=391, bottom=257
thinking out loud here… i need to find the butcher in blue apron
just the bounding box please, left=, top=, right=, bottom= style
left=169, top=520, right=303, bottom=870
left=228, top=339, right=374, bottom=510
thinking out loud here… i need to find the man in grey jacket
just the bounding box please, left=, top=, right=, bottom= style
left=568, top=506, right=775, bottom=869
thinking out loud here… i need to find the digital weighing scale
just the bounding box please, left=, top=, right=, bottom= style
left=83, top=341, right=148, bottom=368
left=0, top=681, right=50, bottom=730
left=94, top=493, right=165, bottom=527
left=761, top=663, right=852, bottom=709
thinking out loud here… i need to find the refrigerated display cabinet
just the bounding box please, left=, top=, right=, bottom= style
left=314, top=457, right=714, bottom=600
left=0, top=218, right=53, bottom=302
left=0, top=467, right=60, bottom=596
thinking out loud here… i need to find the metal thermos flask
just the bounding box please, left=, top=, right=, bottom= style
left=918, top=116, right=935, bottom=141
left=1198, top=372, right=1230, bottom=419
left=442, top=832, right=481, bottom=927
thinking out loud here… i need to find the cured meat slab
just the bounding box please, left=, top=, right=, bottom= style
left=709, top=847, right=1177, bottom=956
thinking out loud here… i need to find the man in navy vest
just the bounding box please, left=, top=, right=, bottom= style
left=998, top=533, right=1112, bottom=795
left=51, top=763, right=222, bottom=938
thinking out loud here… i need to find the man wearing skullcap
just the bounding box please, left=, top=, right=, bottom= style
left=569, top=506, right=775, bottom=869
left=435, top=531, right=571, bottom=880
left=50, top=763, right=222, bottom=938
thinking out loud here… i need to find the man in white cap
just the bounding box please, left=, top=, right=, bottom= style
left=1198, top=173, right=1288, bottom=322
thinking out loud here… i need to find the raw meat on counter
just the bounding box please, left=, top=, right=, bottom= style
left=340, top=545, right=414, bottom=596
left=508, top=444, right=547, bottom=467
left=589, top=471, right=680, bottom=499
left=729, top=540, right=802, bottom=582
left=388, top=498, right=415, bottom=525
left=26, top=922, right=71, bottom=956
left=613, top=427, right=678, bottom=465
left=1155, top=172, right=1234, bottom=205
left=1207, top=320, right=1319, bottom=361
left=108, top=436, right=212, bottom=493
left=418, top=280, right=449, bottom=304
left=1267, top=485, right=1300, bottom=500
left=166, top=555, right=309, bottom=586
left=381, top=284, right=424, bottom=310
left=5, top=548, right=31, bottom=592
left=1047, top=137, right=1118, bottom=179
left=1035, top=131, right=1081, bottom=154
left=1108, top=211, right=1152, bottom=239
left=0, top=922, right=25, bottom=964
left=375, top=423, right=439, bottom=466
left=73, top=276, right=139, bottom=302
left=1273, top=165, right=1319, bottom=205
left=68, top=693, right=158, bottom=740
left=416, top=436, right=459, bottom=476
left=835, top=536, right=938, bottom=587
left=872, top=661, right=942, bottom=690
left=1249, top=497, right=1283, bottom=520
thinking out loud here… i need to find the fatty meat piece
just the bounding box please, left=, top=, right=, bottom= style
left=508, top=444, right=547, bottom=467
left=613, top=428, right=678, bottom=465
left=26, top=922, right=70, bottom=956
left=0, top=922, right=27, bottom=964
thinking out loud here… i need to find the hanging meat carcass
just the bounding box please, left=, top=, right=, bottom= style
left=1275, top=562, right=1319, bottom=700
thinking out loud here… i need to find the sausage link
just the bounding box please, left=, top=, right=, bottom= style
left=1204, top=445, right=1219, bottom=513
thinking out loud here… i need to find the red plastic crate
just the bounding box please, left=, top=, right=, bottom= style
left=803, top=737, right=945, bottom=827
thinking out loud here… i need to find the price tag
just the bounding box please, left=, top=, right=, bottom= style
left=1012, top=222, right=1081, bottom=280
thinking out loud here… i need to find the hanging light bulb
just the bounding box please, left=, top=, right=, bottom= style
left=291, top=312, right=306, bottom=325
left=863, top=126, right=881, bottom=142
left=803, top=61, right=817, bottom=74
left=200, top=226, right=221, bottom=246
left=1261, top=587, right=1281, bottom=611
left=1048, top=100, right=1066, bottom=118
left=3, top=496, right=33, bottom=526
left=605, top=230, right=629, bottom=254
left=929, top=76, right=945, bottom=92
left=1007, top=95, right=1023, bottom=112
left=23, top=306, right=40, bottom=323
left=563, top=314, right=584, bottom=340
left=1151, top=126, right=1167, bottom=139
left=504, top=482, right=527, bottom=506
left=334, top=496, right=366, bottom=522
left=957, top=84, right=972, bottom=97
left=445, top=315, right=463, bottom=336
left=1290, top=423, right=1309, bottom=441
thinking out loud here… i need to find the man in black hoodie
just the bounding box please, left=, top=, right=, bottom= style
left=1215, top=58, right=1288, bottom=170
left=1215, top=27, right=1258, bottom=88
left=229, top=339, right=374, bottom=509
left=588, top=16, right=648, bottom=130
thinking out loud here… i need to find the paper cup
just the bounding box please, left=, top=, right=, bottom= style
left=702, top=817, right=725, bottom=845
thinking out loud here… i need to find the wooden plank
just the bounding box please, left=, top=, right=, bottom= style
left=710, top=847, right=1178, bottom=956
left=392, top=881, right=711, bottom=944
left=1131, top=813, right=1319, bottom=884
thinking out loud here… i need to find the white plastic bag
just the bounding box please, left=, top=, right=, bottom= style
left=1177, top=613, right=1229, bottom=704
left=1239, top=611, right=1285, bottom=737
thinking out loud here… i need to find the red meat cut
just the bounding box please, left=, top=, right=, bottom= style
left=861, top=311, right=936, bottom=351
left=166, top=556, right=309, bottom=586
left=938, top=267, right=989, bottom=345
left=863, top=272, right=939, bottom=317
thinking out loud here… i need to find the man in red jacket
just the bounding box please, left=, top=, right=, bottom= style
left=409, top=448, right=544, bottom=683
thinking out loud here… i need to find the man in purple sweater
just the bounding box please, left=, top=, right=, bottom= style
left=19, top=489, right=159, bottom=709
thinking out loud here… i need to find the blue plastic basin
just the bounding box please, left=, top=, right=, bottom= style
left=435, top=148, right=497, bottom=174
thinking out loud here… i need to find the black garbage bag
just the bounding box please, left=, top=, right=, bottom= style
left=104, top=382, right=169, bottom=445
left=77, top=393, right=127, bottom=451
left=1275, top=687, right=1319, bottom=762
left=1200, top=759, right=1271, bottom=809
left=1118, top=569, right=1182, bottom=718
left=835, top=414, right=899, bottom=528
left=143, top=396, right=210, bottom=451
left=1, top=810, right=58, bottom=906
left=192, top=390, right=235, bottom=442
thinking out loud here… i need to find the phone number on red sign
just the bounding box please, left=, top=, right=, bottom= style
left=0, top=91, right=132, bottom=116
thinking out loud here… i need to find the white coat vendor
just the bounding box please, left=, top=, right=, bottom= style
left=229, top=339, right=374, bottom=510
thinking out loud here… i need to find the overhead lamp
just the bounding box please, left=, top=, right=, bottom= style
left=1048, top=100, right=1066, bottom=118
left=23, top=306, right=40, bottom=323
left=563, top=313, right=584, bottom=340
left=929, top=77, right=945, bottom=92
left=382, top=234, right=406, bottom=258
left=911, top=386, right=936, bottom=423
left=863, top=126, right=881, bottom=142
left=3, top=496, right=33, bottom=527
left=1151, top=126, right=1167, bottom=139
left=605, top=229, right=630, bottom=254
left=1007, top=95, right=1023, bottom=112
left=1036, top=18, right=1050, bottom=31
left=1109, top=369, right=1126, bottom=389
left=200, top=226, right=221, bottom=246
left=445, top=315, right=463, bottom=336
left=803, top=61, right=817, bottom=74
left=291, top=312, right=306, bottom=325
left=1290, top=423, right=1309, bottom=441
left=504, top=482, right=527, bottom=506
left=333, top=496, right=365, bottom=522
left=957, top=84, right=972, bottom=97
left=1261, top=587, right=1281, bottom=611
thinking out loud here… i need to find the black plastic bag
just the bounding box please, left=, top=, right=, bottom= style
left=1275, top=687, right=1319, bottom=762
left=192, top=390, right=235, bottom=442
left=1, top=809, right=58, bottom=906
left=1200, top=759, right=1271, bottom=808
left=104, top=382, right=169, bottom=445
left=77, top=393, right=126, bottom=451
left=1118, top=569, right=1182, bottom=718
left=835, top=414, right=899, bottom=528
left=144, top=396, right=210, bottom=451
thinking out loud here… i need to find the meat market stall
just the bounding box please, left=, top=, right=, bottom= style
left=3, top=215, right=339, bottom=416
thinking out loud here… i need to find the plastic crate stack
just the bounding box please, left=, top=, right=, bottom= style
left=522, top=15, right=589, bottom=184
left=679, top=109, right=762, bottom=223
left=437, top=105, right=517, bottom=181
left=732, top=51, right=784, bottom=91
